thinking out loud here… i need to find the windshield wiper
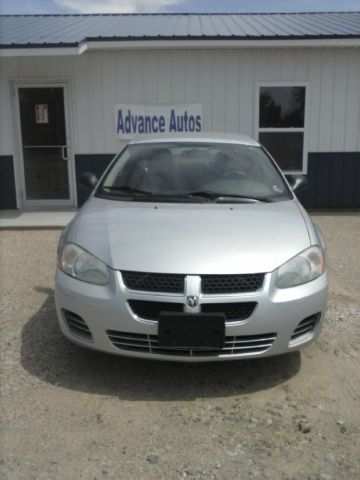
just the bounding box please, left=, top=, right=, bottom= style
left=101, top=186, right=153, bottom=196
left=100, top=186, right=209, bottom=202
left=100, top=187, right=272, bottom=203
left=188, top=191, right=273, bottom=203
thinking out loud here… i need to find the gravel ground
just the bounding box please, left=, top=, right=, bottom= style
left=1, top=213, right=359, bottom=480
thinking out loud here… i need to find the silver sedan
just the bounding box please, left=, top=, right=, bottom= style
left=55, top=133, right=327, bottom=362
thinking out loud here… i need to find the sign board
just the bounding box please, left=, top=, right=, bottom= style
left=114, top=103, right=203, bottom=139
left=34, top=104, right=49, bottom=124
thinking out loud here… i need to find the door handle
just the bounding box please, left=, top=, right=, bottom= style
left=61, top=145, right=69, bottom=161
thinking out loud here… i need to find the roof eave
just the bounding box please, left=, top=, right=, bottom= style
left=1, top=36, right=359, bottom=57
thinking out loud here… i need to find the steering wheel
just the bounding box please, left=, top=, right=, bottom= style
left=221, top=170, right=250, bottom=180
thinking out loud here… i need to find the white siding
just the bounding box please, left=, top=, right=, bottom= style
left=1, top=47, right=359, bottom=160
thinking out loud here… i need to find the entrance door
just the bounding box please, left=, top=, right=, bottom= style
left=17, top=86, right=73, bottom=205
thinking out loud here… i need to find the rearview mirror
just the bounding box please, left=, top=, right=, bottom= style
left=286, top=174, right=308, bottom=193
left=79, top=172, right=98, bottom=190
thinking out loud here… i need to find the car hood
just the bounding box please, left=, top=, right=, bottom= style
left=70, top=197, right=310, bottom=274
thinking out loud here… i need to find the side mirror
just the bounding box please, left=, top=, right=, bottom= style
left=78, top=172, right=98, bottom=190
left=286, top=174, right=308, bottom=193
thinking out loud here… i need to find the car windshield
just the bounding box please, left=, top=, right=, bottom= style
left=97, top=142, right=292, bottom=203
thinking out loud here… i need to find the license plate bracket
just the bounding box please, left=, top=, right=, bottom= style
left=158, top=312, right=225, bottom=348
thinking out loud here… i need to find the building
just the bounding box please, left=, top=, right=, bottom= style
left=0, top=12, right=359, bottom=209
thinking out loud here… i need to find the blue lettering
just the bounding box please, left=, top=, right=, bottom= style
left=177, top=115, right=184, bottom=132
left=145, top=115, right=152, bottom=133
left=188, top=115, right=195, bottom=132
left=124, top=109, right=133, bottom=134
left=195, top=115, right=202, bottom=132
left=131, top=114, right=137, bottom=133
left=138, top=116, right=144, bottom=134
left=183, top=110, right=189, bottom=132
left=151, top=115, right=158, bottom=133
left=117, top=110, right=124, bottom=134
left=117, top=108, right=201, bottom=136
left=159, top=115, right=165, bottom=132
left=169, top=109, right=177, bottom=132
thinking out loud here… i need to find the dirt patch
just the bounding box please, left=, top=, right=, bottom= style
left=1, top=214, right=359, bottom=480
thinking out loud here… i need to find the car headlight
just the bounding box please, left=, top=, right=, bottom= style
left=276, top=246, right=325, bottom=289
left=59, top=243, right=109, bottom=285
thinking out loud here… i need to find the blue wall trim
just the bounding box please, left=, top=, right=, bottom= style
left=299, top=152, right=360, bottom=208
left=75, top=154, right=115, bottom=206
left=0, top=156, right=17, bottom=209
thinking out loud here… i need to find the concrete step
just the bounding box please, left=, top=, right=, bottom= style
left=0, top=209, right=77, bottom=229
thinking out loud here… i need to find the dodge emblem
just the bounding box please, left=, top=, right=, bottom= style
left=186, top=296, right=199, bottom=308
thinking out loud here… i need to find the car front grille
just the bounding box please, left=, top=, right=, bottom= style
left=122, top=271, right=185, bottom=293
left=128, top=300, right=256, bottom=322
left=107, top=330, right=276, bottom=357
left=200, top=302, right=257, bottom=321
left=121, top=271, right=265, bottom=294
left=128, top=300, right=184, bottom=320
left=201, top=273, right=265, bottom=294
left=63, top=309, right=92, bottom=340
left=291, top=313, right=320, bottom=341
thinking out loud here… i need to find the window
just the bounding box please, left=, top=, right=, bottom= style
left=98, top=142, right=291, bottom=202
left=257, top=85, right=306, bottom=172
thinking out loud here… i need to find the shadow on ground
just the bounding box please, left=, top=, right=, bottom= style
left=21, top=287, right=301, bottom=401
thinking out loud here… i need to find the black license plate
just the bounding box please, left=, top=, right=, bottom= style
left=158, top=312, right=225, bottom=349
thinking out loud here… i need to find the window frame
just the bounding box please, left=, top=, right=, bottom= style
left=255, top=82, right=309, bottom=175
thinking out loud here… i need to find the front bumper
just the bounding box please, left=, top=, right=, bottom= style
left=55, top=268, right=328, bottom=362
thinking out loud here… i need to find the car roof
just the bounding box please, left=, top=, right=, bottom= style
left=128, top=132, right=260, bottom=147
